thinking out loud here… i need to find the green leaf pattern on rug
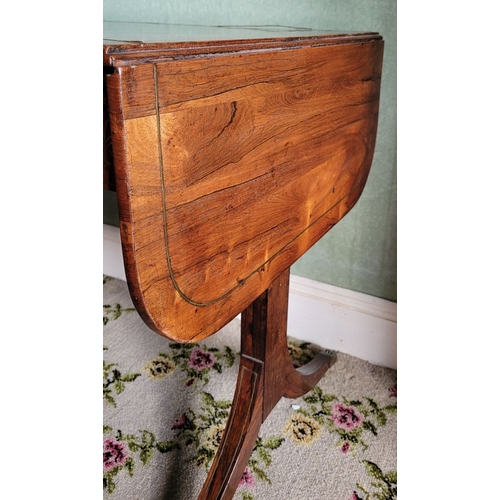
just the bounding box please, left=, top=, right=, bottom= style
left=103, top=360, right=141, bottom=407
left=354, top=461, right=397, bottom=500
left=287, top=339, right=319, bottom=367
left=171, top=392, right=232, bottom=468
left=246, top=436, right=285, bottom=485
left=103, top=303, right=135, bottom=325
left=103, top=426, right=179, bottom=494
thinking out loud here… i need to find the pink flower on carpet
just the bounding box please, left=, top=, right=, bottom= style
left=341, top=441, right=350, bottom=453
left=331, top=403, right=364, bottom=431
left=188, top=349, right=215, bottom=371
left=239, top=467, right=255, bottom=488
left=389, top=385, right=397, bottom=397
left=103, top=438, right=128, bottom=471
left=171, top=413, right=187, bottom=430
left=351, top=492, right=363, bottom=500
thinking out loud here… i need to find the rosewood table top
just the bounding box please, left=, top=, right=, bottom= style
left=103, top=21, right=383, bottom=344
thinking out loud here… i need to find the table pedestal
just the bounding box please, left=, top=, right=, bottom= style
left=199, top=268, right=334, bottom=500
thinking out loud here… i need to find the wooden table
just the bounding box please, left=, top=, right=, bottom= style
left=104, top=21, right=383, bottom=499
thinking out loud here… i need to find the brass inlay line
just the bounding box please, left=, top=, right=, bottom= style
left=154, top=62, right=364, bottom=307
left=217, top=362, right=260, bottom=498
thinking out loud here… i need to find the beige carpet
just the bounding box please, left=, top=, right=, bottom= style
left=103, top=275, right=397, bottom=500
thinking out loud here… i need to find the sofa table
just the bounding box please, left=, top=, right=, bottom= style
left=104, top=21, right=383, bottom=500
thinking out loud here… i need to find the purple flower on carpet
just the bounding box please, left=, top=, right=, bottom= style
left=188, top=349, right=215, bottom=371
left=171, top=413, right=188, bottom=430
left=341, top=441, right=350, bottom=454
left=103, top=438, right=128, bottom=471
left=239, top=467, right=255, bottom=488
left=389, top=385, right=397, bottom=397
left=331, top=403, right=364, bottom=431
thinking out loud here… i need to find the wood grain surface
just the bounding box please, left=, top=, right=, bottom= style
left=105, top=32, right=384, bottom=343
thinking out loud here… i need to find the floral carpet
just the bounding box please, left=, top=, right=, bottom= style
left=103, top=275, right=397, bottom=500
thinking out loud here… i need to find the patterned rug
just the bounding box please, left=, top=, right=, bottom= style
left=103, top=275, right=397, bottom=500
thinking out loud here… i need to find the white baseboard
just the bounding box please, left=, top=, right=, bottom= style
left=287, top=275, right=396, bottom=370
left=104, top=224, right=396, bottom=369
left=103, top=224, right=127, bottom=282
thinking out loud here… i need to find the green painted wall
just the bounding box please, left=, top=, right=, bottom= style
left=103, top=0, right=396, bottom=302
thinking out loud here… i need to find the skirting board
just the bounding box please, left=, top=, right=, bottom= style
left=104, top=224, right=397, bottom=369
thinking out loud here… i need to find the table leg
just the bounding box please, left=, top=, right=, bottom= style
left=197, top=268, right=335, bottom=500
